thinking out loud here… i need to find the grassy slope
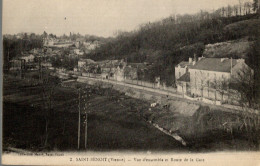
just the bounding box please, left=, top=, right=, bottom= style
left=3, top=74, right=184, bottom=151
left=140, top=105, right=259, bottom=152
left=203, top=18, right=260, bottom=58
left=203, top=38, right=254, bottom=58
left=3, top=71, right=259, bottom=152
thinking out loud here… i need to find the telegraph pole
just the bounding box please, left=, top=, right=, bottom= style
left=7, top=49, right=10, bottom=71
left=39, top=57, right=42, bottom=81
left=78, top=88, right=81, bottom=150
left=84, top=111, right=88, bottom=149
left=20, top=60, right=22, bottom=79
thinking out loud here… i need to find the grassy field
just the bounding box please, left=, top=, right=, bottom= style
left=3, top=73, right=184, bottom=152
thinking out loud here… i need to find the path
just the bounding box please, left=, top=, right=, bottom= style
left=75, top=75, right=259, bottom=115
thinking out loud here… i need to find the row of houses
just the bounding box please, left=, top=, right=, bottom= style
left=77, top=59, right=148, bottom=82
left=9, top=48, right=53, bottom=71
left=78, top=56, right=252, bottom=104
left=44, top=36, right=100, bottom=54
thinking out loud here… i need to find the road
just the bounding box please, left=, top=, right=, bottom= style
left=76, top=75, right=259, bottom=115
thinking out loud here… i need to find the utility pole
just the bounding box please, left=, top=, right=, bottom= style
left=39, top=57, right=42, bottom=81
left=20, top=60, right=22, bottom=79
left=78, top=88, right=81, bottom=150
left=80, top=89, right=88, bottom=150
left=84, top=111, right=88, bottom=149
left=82, top=90, right=88, bottom=150
left=7, top=49, right=10, bottom=71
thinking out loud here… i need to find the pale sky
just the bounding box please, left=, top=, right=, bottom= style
left=3, top=0, right=241, bottom=37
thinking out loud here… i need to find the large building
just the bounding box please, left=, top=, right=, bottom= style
left=175, top=57, right=253, bottom=103
left=175, top=58, right=193, bottom=80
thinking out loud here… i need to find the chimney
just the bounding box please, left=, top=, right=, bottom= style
left=193, top=54, right=197, bottom=62
left=189, top=57, right=192, bottom=64
left=198, top=56, right=204, bottom=61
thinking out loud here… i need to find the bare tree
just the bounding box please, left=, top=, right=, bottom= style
left=215, top=78, right=230, bottom=102
left=230, top=65, right=255, bottom=107
left=253, top=0, right=259, bottom=12
left=196, top=70, right=209, bottom=98
left=233, top=5, right=239, bottom=16
left=40, top=74, right=60, bottom=148
left=227, top=5, right=233, bottom=17
left=239, top=0, right=243, bottom=15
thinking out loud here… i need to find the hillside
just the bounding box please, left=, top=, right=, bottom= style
left=85, top=14, right=259, bottom=85
left=203, top=38, right=254, bottom=58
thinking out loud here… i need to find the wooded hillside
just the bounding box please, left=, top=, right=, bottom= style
left=86, top=13, right=259, bottom=85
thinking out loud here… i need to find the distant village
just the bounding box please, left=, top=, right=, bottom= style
left=9, top=33, right=101, bottom=71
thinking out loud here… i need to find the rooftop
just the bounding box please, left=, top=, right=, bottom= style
left=177, top=72, right=190, bottom=82
left=189, top=58, right=238, bottom=72
left=177, top=61, right=192, bottom=68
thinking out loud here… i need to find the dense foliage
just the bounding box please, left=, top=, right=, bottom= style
left=3, top=34, right=43, bottom=69
left=86, top=14, right=258, bottom=85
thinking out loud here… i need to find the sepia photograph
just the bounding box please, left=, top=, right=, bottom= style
left=1, top=0, right=260, bottom=165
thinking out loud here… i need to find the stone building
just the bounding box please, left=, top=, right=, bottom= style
left=175, top=57, right=193, bottom=80
left=176, top=57, right=253, bottom=103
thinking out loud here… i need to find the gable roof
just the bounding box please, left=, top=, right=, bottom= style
left=177, top=72, right=190, bottom=82
left=189, top=58, right=238, bottom=72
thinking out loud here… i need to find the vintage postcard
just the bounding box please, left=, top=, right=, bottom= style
left=2, top=0, right=260, bottom=165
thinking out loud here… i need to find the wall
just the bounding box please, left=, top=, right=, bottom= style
left=175, top=66, right=187, bottom=80
left=231, top=61, right=253, bottom=81
left=77, top=76, right=170, bottom=104
left=189, top=69, right=230, bottom=98
left=177, top=82, right=187, bottom=94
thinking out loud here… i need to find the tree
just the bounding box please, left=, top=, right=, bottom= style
left=244, top=1, right=252, bottom=14
left=230, top=65, right=255, bottom=107
left=247, top=40, right=260, bottom=104
left=238, top=0, right=244, bottom=15
left=253, top=0, right=259, bottom=12
left=233, top=5, right=239, bottom=16
left=43, top=31, right=48, bottom=38
left=215, top=78, right=230, bottom=102
left=40, top=73, right=60, bottom=148
left=227, top=5, right=232, bottom=17
left=197, top=71, right=209, bottom=98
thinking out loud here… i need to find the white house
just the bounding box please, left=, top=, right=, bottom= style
left=74, top=49, right=84, bottom=56
left=175, top=57, right=253, bottom=103
left=78, top=59, right=95, bottom=68
left=175, top=57, right=193, bottom=80
left=20, top=54, right=35, bottom=63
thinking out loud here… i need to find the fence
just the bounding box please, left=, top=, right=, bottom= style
left=78, top=72, right=177, bottom=93
left=124, top=78, right=177, bottom=93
